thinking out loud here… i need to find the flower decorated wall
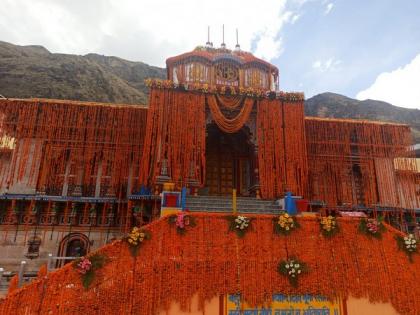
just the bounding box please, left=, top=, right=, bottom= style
left=305, top=117, right=419, bottom=208
left=0, top=213, right=418, bottom=315
left=0, top=98, right=148, bottom=197
left=139, top=82, right=308, bottom=199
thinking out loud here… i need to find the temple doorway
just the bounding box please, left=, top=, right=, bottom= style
left=205, top=124, right=254, bottom=196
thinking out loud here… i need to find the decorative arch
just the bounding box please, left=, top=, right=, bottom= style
left=56, top=232, right=90, bottom=267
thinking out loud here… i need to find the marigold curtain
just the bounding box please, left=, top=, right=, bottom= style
left=1, top=214, right=419, bottom=315
left=139, top=89, right=206, bottom=188
left=206, top=94, right=254, bottom=133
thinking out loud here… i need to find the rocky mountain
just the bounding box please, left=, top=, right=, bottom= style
left=0, top=41, right=165, bottom=104
left=305, top=92, right=420, bottom=142
left=1, top=41, right=419, bottom=142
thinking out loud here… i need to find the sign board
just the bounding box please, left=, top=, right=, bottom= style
left=225, top=294, right=344, bottom=315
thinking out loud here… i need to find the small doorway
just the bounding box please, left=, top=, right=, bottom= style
left=57, top=233, right=90, bottom=267
left=205, top=124, right=254, bottom=196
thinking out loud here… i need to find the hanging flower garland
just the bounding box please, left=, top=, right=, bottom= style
left=359, top=217, right=386, bottom=239
left=396, top=234, right=418, bottom=262
left=273, top=212, right=300, bottom=235
left=227, top=215, right=252, bottom=238
left=73, top=254, right=108, bottom=289
left=320, top=215, right=339, bottom=237
left=144, top=78, right=305, bottom=101
left=277, top=258, right=308, bottom=287
left=125, top=227, right=151, bottom=257
left=168, top=212, right=197, bottom=235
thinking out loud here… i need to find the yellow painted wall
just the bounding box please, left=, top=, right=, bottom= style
left=159, top=295, right=219, bottom=315
left=347, top=297, right=399, bottom=315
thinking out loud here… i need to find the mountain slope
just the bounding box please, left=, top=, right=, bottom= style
left=0, top=41, right=165, bottom=104
left=305, top=92, right=420, bottom=142
left=1, top=41, right=419, bottom=142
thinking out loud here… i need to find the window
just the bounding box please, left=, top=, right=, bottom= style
left=25, top=236, right=42, bottom=259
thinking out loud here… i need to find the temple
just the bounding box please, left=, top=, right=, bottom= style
left=0, top=45, right=419, bottom=314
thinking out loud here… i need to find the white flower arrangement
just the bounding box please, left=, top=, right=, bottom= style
left=228, top=215, right=252, bottom=237
left=234, top=215, right=250, bottom=230
left=278, top=258, right=307, bottom=286
left=403, top=234, right=417, bottom=252
left=396, top=233, right=418, bottom=262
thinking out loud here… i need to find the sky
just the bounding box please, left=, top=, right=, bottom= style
left=0, top=0, right=419, bottom=108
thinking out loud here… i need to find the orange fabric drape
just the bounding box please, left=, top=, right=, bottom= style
left=257, top=98, right=308, bottom=198
left=139, top=89, right=206, bottom=188
left=207, top=94, right=254, bottom=133
left=0, top=214, right=419, bottom=315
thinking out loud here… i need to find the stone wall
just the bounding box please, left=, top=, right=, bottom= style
left=0, top=227, right=124, bottom=273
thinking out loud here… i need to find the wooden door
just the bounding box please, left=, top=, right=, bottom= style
left=219, top=156, right=233, bottom=195
left=205, top=153, right=233, bottom=196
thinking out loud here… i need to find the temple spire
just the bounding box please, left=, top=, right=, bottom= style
left=206, top=26, right=213, bottom=48
left=235, top=28, right=240, bottom=51
left=221, top=24, right=226, bottom=49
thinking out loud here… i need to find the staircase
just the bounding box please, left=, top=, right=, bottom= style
left=185, top=195, right=281, bottom=214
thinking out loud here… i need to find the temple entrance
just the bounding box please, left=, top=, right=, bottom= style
left=205, top=124, right=254, bottom=196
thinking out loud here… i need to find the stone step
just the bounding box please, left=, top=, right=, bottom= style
left=186, top=197, right=277, bottom=204
left=185, top=202, right=277, bottom=208
left=186, top=196, right=270, bottom=201
left=187, top=207, right=279, bottom=214
left=186, top=202, right=277, bottom=207
left=186, top=202, right=280, bottom=209
left=185, top=195, right=281, bottom=214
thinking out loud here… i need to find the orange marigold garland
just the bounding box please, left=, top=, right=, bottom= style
left=273, top=212, right=300, bottom=235
left=168, top=212, right=197, bottom=235
left=320, top=215, right=339, bottom=237
left=277, top=257, right=308, bottom=287
left=73, top=254, right=108, bottom=289
left=7, top=275, right=18, bottom=295
left=227, top=215, right=252, bottom=237
left=37, top=264, right=47, bottom=280
left=359, top=217, right=386, bottom=239
left=395, top=234, right=418, bottom=262
left=1, top=215, right=420, bottom=315
left=125, top=226, right=151, bottom=256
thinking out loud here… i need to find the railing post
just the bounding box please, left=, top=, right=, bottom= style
left=0, top=267, right=4, bottom=286
left=232, top=189, right=237, bottom=214
left=47, top=253, right=53, bottom=273
left=18, top=260, right=26, bottom=288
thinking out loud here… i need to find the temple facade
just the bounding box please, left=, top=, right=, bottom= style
left=0, top=46, right=419, bottom=292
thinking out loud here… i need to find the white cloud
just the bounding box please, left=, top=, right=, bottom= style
left=291, top=14, right=301, bottom=24
left=0, top=0, right=292, bottom=66
left=356, top=54, right=420, bottom=109
left=312, top=58, right=341, bottom=72
left=324, top=3, right=334, bottom=15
